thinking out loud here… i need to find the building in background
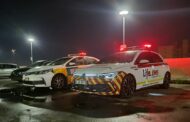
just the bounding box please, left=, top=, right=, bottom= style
left=158, top=39, right=190, bottom=58
left=182, top=39, right=189, bottom=57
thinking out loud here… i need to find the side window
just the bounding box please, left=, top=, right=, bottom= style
left=84, top=57, right=98, bottom=65
left=4, top=65, right=9, bottom=69
left=135, top=52, right=153, bottom=64
left=68, top=57, right=85, bottom=66
left=4, top=65, right=11, bottom=69
left=7, top=65, right=17, bottom=68
left=151, top=53, right=163, bottom=63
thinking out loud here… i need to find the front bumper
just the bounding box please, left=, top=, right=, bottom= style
left=22, top=79, right=46, bottom=87
left=73, top=84, right=111, bottom=92
left=10, top=73, right=23, bottom=81
left=0, top=73, right=11, bottom=78
left=73, top=84, right=117, bottom=95
left=72, top=76, right=124, bottom=96
left=22, top=73, right=54, bottom=87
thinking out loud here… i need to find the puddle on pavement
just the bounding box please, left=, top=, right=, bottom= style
left=0, top=86, right=52, bottom=103
left=0, top=86, right=181, bottom=118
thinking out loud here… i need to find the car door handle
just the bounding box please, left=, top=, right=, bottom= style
left=131, top=66, right=138, bottom=70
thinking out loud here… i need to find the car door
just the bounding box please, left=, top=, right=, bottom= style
left=4, top=64, right=17, bottom=76
left=134, top=52, right=153, bottom=88
left=66, top=57, right=86, bottom=82
left=149, top=52, right=165, bottom=85
left=0, top=64, right=12, bottom=76
left=2, top=64, right=10, bottom=76
left=66, top=57, right=85, bottom=75
left=83, top=57, right=99, bottom=68
left=0, top=64, right=4, bottom=76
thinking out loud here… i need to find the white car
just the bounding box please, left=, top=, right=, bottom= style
left=22, top=54, right=99, bottom=90
left=72, top=49, right=171, bottom=97
left=0, top=63, right=18, bottom=78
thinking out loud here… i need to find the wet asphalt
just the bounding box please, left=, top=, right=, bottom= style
left=0, top=78, right=190, bottom=122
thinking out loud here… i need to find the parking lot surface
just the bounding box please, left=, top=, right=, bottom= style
left=0, top=79, right=190, bottom=122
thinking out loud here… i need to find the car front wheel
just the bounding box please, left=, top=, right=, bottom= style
left=120, top=75, right=136, bottom=98
left=51, top=74, right=67, bottom=90
left=160, top=72, right=170, bottom=89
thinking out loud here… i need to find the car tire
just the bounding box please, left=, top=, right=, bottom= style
left=160, top=72, right=170, bottom=89
left=51, top=74, right=67, bottom=90
left=120, top=75, right=136, bottom=98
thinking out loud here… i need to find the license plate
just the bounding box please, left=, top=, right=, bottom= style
left=75, top=80, right=87, bottom=85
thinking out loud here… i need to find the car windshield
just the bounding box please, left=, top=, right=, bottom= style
left=48, top=57, right=71, bottom=66
left=99, top=51, right=137, bottom=64
left=29, top=61, right=49, bottom=68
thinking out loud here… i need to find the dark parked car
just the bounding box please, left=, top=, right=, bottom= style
left=11, top=60, right=50, bottom=82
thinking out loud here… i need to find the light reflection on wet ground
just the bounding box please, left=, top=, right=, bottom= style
left=0, top=79, right=190, bottom=122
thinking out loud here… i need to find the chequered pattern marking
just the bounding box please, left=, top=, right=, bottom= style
left=73, top=71, right=128, bottom=95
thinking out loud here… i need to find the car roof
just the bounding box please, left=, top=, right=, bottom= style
left=0, top=63, right=17, bottom=65
left=119, top=49, right=158, bottom=54
left=117, top=50, right=163, bottom=60
left=51, top=56, right=99, bottom=63
left=58, top=55, right=98, bottom=59
left=35, top=60, right=47, bottom=62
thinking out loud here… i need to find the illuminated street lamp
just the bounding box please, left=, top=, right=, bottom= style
left=28, top=38, right=34, bottom=63
left=119, top=10, right=129, bottom=46
left=11, top=49, right=16, bottom=55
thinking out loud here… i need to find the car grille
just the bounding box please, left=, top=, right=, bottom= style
left=73, top=84, right=111, bottom=92
left=22, top=80, right=45, bottom=85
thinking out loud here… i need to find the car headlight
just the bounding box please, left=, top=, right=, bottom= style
left=39, top=69, right=53, bottom=74
left=99, top=72, right=116, bottom=79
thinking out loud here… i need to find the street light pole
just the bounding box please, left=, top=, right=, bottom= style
left=28, top=38, right=34, bottom=64
left=119, top=10, right=128, bottom=46
left=122, top=16, right=125, bottom=45
left=30, top=41, right=33, bottom=63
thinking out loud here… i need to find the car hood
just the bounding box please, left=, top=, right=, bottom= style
left=13, top=67, right=30, bottom=73
left=75, top=63, right=131, bottom=75
left=26, top=65, right=63, bottom=72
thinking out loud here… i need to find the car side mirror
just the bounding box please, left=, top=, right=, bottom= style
left=69, top=62, right=76, bottom=66
left=139, top=59, right=149, bottom=64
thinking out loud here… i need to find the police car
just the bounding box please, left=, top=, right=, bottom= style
left=22, top=53, right=99, bottom=90
left=72, top=46, right=171, bottom=97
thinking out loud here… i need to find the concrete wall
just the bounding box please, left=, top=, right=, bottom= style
left=158, top=40, right=190, bottom=58
left=158, top=45, right=174, bottom=58
left=165, top=58, right=190, bottom=80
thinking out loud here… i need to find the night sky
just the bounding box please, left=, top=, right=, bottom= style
left=0, top=0, right=190, bottom=65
